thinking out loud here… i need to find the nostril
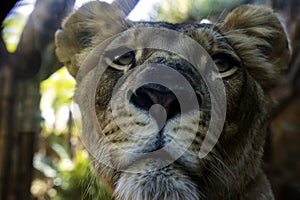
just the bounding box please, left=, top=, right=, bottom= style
left=130, top=89, right=154, bottom=111
left=168, top=98, right=180, bottom=119
left=129, top=84, right=202, bottom=120
left=130, top=85, right=181, bottom=119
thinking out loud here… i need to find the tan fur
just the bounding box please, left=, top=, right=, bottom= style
left=219, top=5, right=291, bottom=90
left=56, top=2, right=290, bottom=199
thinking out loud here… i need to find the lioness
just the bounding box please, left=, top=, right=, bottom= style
left=55, top=1, right=290, bottom=199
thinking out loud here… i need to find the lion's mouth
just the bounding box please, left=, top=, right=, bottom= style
left=115, top=155, right=201, bottom=200
left=119, top=148, right=176, bottom=172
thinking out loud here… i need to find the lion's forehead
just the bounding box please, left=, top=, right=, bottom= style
left=102, top=21, right=237, bottom=62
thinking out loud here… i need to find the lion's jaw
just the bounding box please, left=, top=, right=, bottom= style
left=103, top=111, right=207, bottom=200
left=97, top=104, right=207, bottom=200
left=115, top=162, right=200, bottom=200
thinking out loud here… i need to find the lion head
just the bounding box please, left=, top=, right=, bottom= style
left=55, top=2, right=290, bottom=199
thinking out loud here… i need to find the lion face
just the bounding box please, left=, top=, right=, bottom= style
left=55, top=2, right=290, bottom=200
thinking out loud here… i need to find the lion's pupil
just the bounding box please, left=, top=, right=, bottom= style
left=114, top=51, right=135, bottom=66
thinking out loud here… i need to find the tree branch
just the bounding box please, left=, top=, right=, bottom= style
left=9, top=0, right=75, bottom=80
left=112, top=0, right=140, bottom=16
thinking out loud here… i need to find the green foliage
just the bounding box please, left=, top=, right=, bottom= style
left=2, top=1, right=34, bottom=52
left=40, top=67, right=75, bottom=111
left=33, top=134, right=113, bottom=200
left=34, top=65, right=113, bottom=199
left=32, top=56, right=113, bottom=199
left=155, top=0, right=267, bottom=23
left=40, top=67, right=76, bottom=134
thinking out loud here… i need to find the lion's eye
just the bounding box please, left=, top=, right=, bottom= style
left=213, top=54, right=239, bottom=78
left=113, top=51, right=135, bottom=66
left=105, top=47, right=136, bottom=71
left=213, top=54, right=233, bottom=72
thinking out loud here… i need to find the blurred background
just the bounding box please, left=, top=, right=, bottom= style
left=0, top=0, right=299, bottom=199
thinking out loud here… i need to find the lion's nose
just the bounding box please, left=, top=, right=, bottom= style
left=130, top=84, right=181, bottom=120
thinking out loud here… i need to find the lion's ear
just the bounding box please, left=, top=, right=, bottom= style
left=219, top=5, right=291, bottom=90
left=55, top=1, right=130, bottom=77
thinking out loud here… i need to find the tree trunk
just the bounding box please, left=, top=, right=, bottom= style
left=0, top=0, right=75, bottom=199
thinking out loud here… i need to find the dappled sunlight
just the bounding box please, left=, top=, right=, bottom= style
left=40, top=67, right=75, bottom=135
left=2, top=0, right=35, bottom=52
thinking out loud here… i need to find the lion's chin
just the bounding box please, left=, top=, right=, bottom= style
left=114, top=162, right=199, bottom=200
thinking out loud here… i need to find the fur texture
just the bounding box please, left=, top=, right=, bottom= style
left=55, top=2, right=290, bottom=199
